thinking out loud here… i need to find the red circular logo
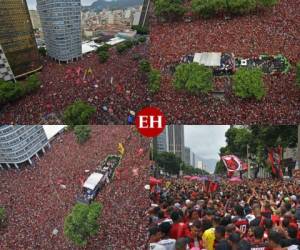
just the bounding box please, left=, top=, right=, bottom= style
left=135, top=107, right=166, bottom=137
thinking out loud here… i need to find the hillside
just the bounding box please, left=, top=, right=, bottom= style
left=87, top=0, right=143, bottom=11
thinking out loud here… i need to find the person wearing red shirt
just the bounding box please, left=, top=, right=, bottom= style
left=250, top=227, right=267, bottom=250
left=169, top=211, right=192, bottom=240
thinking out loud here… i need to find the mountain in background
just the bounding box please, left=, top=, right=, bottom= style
left=85, top=0, right=143, bottom=11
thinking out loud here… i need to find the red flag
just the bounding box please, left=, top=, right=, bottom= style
left=222, top=155, right=242, bottom=172
left=209, top=182, right=219, bottom=192
left=268, top=146, right=283, bottom=178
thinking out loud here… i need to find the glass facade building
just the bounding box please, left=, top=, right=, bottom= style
left=0, top=0, right=41, bottom=78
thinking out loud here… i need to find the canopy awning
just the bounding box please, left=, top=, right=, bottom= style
left=83, top=173, right=103, bottom=190
left=193, top=52, right=222, bottom=67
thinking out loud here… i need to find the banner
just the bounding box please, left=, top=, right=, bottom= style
left=268, top=146, right=283, bottom=178
left=221, top=155, right=244, bottom=172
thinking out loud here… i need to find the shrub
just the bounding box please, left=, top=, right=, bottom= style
left=98, top=50, right=109, bottom=63
left=38, top=47, right=47, bottom=56
left=124, top=40, right=134, bottom=49
left=139, top=59, right=151, bottom=73
left=233, top=67, right=265, bottom=100
left=116, top=43, right=129, bottom=53
left=132, top=25, right=149, bottom=35
left=97, top=44, right=111, bottom=52
left=138, top=36, right=147, bottom=43
left=63, top=100, right=96, bottom=127
left=0, top=207, right=7, bottom=228
left=64, top=202, right=102, bottom=246
left=226, top=0, right=257, bottom=15
left=173, top=63, right=213, bottom=94
left=0, top=73, right=41, bottom=105
left=192, top=0, right=225, bottom=18
left=154, top=0, right=186, bottom=20
left=0, top=80, right=24, bottom=104
left=149, top=69, right=161, bottom=94
left=74, top=125, right=91, bottom=144
left=296, top=62, right=300, bottom=87
left=256, top=0, right=278, bottom=8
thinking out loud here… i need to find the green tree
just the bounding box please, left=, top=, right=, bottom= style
left=191, top=0, right=225, bottom=18
left=256, top=0, right=278, bottom=8
left=149, top=69, right=161, bottom=94
left=155, top=152, right=181, bottom=175
left=173, top=63, right=213, bottom=94
left=219, top=126, right=298, bottom=169
left=139, top=59, right=151, bottom=73
left=296, top=62, right=300, bottom=87
left=182, top=163, right=209, bottom=175
left=64, top=202, right=102, bottom=246
left=154, top=0, right=186, bottom=20
left=138, top=36, right=147, bottom=43
left=38, top=47, right=47, bottom=56
left=116, top=43, right=129, bottom=53
left=23, top=73, right=41, bottom=94
left=97, top=44, right=111, bottom=53
left=233, top=68, right=265, bottom=100
left=98, top=50, right=109, bottom=63
left=63, top=101, right=96, bottom=127
left=0, top=207, right=7, bottom=228
left=225, top=127, right=253, bottom=158
left=226, top=0, right=257, bottom=15
left=74, top=125, right=91, bottom=144
left=214, top=160, right=227, bottom=175
left=132, top=25, right=149, bottom=35
left=0, top=80, right=23, bottom=104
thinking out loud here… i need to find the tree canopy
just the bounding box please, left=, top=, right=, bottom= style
left=173, top=63, right=213, bottom=94
left=63, top=100, right=96, bottom=127
left=232, top=68, right=265, bottom=100
left=0, top=207, right=7, bottom=229
left=74, top=125, right=91, bottom=144
left=0, top=73, right=41, bottom=105
left=296, top=62, right=300, bottom=87
left=217, top=126, right=298, bottom=170
left=64, top=202, right=102, bottom=246
left=154, top=0, right=186, bottom=21
left=148, top=69, right=161, bottom=94
left=154, top=151, right=209, bottom=176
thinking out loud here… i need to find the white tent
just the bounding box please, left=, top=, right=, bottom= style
left=106, top=37, right=126, bottom=46
left=83, top=173, right=103, bottom=190
left=193, top=52, right=222, bottom=67
left=43, top=125, right=66, bottom=140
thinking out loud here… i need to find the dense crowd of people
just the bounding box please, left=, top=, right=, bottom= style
left=0, top=126, right=150, bottom=249
left=147, top=178, right=300, bottom=250
left=150, top=0, right=300, bottom=124
left=0, top=44, right=150, bottom=124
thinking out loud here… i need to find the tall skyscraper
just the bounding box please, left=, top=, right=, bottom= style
left=184, top=147, right=191, bottom=166
left=37, top=0, right=82, bottom=62
left=153, top=125, right=185, bottom=161
left=0, top=125, right=49, bottom=169
left=0, top=0, right=42, bottom=78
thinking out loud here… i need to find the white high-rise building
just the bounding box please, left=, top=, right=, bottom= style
left=0, top=125, right=50, bottom=169
left=37, top=0, right=82, bottom=62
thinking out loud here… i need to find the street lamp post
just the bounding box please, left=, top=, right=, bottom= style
left=247, top=144, right=250, bottom=179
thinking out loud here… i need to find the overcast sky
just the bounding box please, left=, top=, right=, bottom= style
left=184, top=125, right=229, bottom=160
left=26, top=0, right=97, bottom=9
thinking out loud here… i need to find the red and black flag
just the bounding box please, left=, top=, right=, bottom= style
left=221, top=155, right=248, bottom=176
left=268, top=146, right=283, bottom=178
